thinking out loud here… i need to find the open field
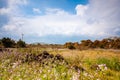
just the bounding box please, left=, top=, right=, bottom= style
left=0, top=48, right=120, bottom=80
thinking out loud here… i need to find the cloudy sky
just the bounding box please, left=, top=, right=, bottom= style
left=0, top=0, right=120, bottom=44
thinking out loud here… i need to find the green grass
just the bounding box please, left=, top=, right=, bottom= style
left=96, top=57, right=120, bottom=71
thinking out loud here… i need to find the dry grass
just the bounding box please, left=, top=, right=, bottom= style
left=0, top=48, right=120, bottom=80
left=55, top=49, right=120, bottom=60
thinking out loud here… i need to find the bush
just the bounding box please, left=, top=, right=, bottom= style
left=17, top=39, right=26, bottom=48
left=68, top=45, right=76, bottom=50
left=1, top=37, right=16, bottom=48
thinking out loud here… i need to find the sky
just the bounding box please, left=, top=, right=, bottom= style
left=0, top=0, right=120, bottom=44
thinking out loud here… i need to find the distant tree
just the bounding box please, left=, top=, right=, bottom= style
left=64, top=42, right=75, bottom=50
left=17, top=39, right=26, bottom=48
left=1, top=37, right=16, bottom=48
left=79, top=39, right=93, bottom=49
left=0, top=39, right=2, bottom=48
left=73, top=42, right=79, bottom=49
left=92, top=40, right=100, bottom=48
left=99, top=39, right=109, bottom=48
left=68, top=45, right=75, bottom=50
left=86, top=40, right=93, bottom=48
left=64, top=37, right=120, bottom=50
left=111, top=37, right=120, bottom=49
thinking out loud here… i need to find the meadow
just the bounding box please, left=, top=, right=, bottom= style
left=0, top=48, right=120, bottom=80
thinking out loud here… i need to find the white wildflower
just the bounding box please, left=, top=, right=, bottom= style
left=88, top=74, right=94, bottom=78
left=39, top=70, right=42, bottom=73
left=43, top=74, right=47, bottom=78
left=98, top=64, right=107, bottom=71
left=12, top=62, right=19, bottom=68
left=36, top=78, right=41, bottom=80
left=48, top=69, right=51, bottom=73
left=62, top=72, right=66, bottom=76
left=71, top=73, right=80, bottom=80
left=83, top=72, right=88, bottom=77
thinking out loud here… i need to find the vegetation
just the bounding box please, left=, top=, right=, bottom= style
left=0, top=37, right=26, bottom=48
left=64, top=42, right=76, bottom=50
left=0, top=49, right=120, bottom=80
left=1, top=36, right=119, bottom=49
left=1, top=37, right=16, bottom=48
left=17, top=39, right=26, bottom=48
left=64, top=37, right=120, bottom=50
left=0, top=37, right=120, bottom=80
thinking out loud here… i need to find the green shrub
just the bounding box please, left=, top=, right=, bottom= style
left=1, top=37, right=16, bottom=48
left=17, top=39, right=26, bottom=48
left=68, top=45, right=76, bottom=50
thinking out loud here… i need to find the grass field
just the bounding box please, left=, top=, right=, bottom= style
left=0, top=48, right=120, bottom=80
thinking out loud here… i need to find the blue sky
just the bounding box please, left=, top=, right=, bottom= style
left=0, top=0, right=120, bottom=44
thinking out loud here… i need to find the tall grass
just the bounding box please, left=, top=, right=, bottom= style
left=96, top=57, right=120, bottom=71
left=0, top=49, right=120, bottom=80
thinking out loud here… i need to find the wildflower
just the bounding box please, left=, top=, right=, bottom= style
left=62, top=72, right=66, bottom=76
left=43, top=74, right=47, bottom=78
left=12, top=62, right=19, bottom=68
left=83, top=72, right=88, bottom=77
left=48, top=69, right=51, bottom=73
left=36, top=78, right=41, bottom=80
left=71, top=73, right=80, bottom=80
left=98, top=64, right=107, bottom=71
left=39, top=70, right=42, bottom=73
left=88, top=74, right=94, bottom=78
left=104, top=66, right=108, bottom=70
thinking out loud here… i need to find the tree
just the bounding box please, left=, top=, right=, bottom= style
left=68, top=45, right=75, bottom=50
left=17, top=39, right=26, bottom=48
left=99, top=39, right=109, bottom=48
left=1, top=37, right=16, bottom=48
left=111, top=37, right=120, bottom=49
left=64, top=42, right=75, bottom=50
left=0, top=39, right=2, bottom=48
left=92, top=40, right=100, bottom=48
left=79, top=39, right=93, bottom=49
left=73, top=42, right=79, bottom=49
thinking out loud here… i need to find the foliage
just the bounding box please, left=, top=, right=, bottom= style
left=1, top=37, right=16, bottom=48
left=17, top=39, right=26, bottom=48
left=64, top=37, right=120, bottom=50
left=64, top=42, right=76, bottom=50
left=68, top=45, right=76, bottom=50
left=0, top=39, right=2, bottom=48
left=0, top=37, right=27, bottom=48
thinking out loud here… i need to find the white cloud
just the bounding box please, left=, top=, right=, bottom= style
left=75, top=4, right=88, bottom=16
left=33, top=8, right=41, bottom=14
left=0, top=0, right=27, bottom=16
left=45, top=8, right=69, bottom=15
left=1, top=0, right=120, bottom=39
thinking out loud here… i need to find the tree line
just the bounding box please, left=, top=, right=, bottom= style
left=0, top=37, right=120, bottom=49
left=0, top=37, right=26, bottom=48
left=64, top=37, right=120, bottom=50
